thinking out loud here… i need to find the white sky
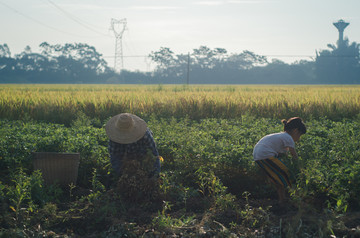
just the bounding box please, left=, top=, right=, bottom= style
left=1, top=0, right=359, bottom=71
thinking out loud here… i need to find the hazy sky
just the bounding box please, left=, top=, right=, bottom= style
left=1, top=0, right=359, bottom=71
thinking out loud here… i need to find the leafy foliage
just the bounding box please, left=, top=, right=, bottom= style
left=316, top=38, right=360, bottom=84
left=0, top=42, right=114, bottom=83
left=1, top=116, right=360, bottom=211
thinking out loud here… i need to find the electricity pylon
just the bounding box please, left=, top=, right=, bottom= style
left=110, top=18, right=127, bottom=73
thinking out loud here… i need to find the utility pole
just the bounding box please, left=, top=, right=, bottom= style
left=110, top=18, right=127, bottom=73
left=186, top=52, right=190, bottom=85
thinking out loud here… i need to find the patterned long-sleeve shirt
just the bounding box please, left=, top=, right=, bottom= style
left=108, top=128, right=160, bottom=175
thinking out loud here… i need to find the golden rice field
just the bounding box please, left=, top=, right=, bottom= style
left=0, top=84, right=360, bottom=124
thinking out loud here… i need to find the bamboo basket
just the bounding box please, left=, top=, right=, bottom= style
left=33, top=152, right=80, bottom=186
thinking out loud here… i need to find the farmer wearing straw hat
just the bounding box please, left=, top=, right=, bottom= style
left=105, top=113, right=161, bottom=176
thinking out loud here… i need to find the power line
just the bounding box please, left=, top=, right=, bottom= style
left=103, top=55, right=149, bottom=58
left=0, top=1, right=98, bottom=38
left=265, top=55, right=314, bottom=57
left=123, top=29, right=142, bottom=57
left=103, top=54, right=359, bottom=59
left=46, top=0, right=112, bottom=38
left=102, top=54, right=316, bottom=58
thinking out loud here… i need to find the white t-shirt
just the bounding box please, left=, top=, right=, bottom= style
left=253, top=132, right=295, bottom=161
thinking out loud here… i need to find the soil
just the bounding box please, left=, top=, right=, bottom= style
left=37, top=186, right=360, bottom=238
left=26, top=155, right=360, bottom=237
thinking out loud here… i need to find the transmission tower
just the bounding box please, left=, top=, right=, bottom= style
left=110, top=18, right=127, bottom=73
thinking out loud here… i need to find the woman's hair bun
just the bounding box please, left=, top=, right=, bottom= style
left=282, top=117, right=307, bottom=134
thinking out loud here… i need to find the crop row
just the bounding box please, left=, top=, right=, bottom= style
left=1, top=116, right=359, bottom=211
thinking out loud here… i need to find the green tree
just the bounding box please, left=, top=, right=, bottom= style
left=15, top=46, right=52, bottom=72
left=0, top=43, right=11, bottom=58
left=39, top=42, right=110, bottom=74
left=191, top=46, right=228, bottom=69
left=315, top=38, right=360, bottom=83
left=149, top=47, right=177, bottom=74
left=192, top=45, right=215, bottom=69
left=227, top=50, right=268, bottom=70
left=0, top=44, right=17, bottom=82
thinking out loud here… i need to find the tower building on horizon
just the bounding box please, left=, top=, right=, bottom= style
left=333, top=19, right=349, bottom=48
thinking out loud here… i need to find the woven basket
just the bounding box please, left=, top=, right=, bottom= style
left=33, top=152, right=80, bottom=186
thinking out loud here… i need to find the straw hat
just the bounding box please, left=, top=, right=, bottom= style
left=105, top=113, right=147, bottom=144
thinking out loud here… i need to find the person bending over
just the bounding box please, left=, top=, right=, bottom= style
left=253, top=117, right=306, bottom=202
left=105, top=113, right=161, bottom=176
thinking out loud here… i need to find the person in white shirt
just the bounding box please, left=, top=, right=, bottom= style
left=253, top=117, right=306, bottom=202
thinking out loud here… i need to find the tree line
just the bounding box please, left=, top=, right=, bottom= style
left=0, top=42, right=113, bottom=83
left=0, top=40, right=359, bottom=84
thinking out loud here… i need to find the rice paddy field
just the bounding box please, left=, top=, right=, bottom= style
left=1, top=84, right=360, bottom=124
left=1, top=84, right=360, bottom=237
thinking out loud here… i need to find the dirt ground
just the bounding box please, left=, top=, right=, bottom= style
left=29, top=156, right=360, bottom=238
left=39, top=181, right=360, bottom=238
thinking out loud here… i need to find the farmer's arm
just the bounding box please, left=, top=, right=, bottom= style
left=144, top=129, right=161, bottom=173
left=108, top=140, right=126, bottom=175
left=144, top=129, right=159, bottom=157
left=289, top=147, right=302, bottom=169
left=289, top=147, right=298, bottom=160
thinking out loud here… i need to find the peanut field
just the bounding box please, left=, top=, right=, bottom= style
left=1, top=84, right=360, bottom=237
